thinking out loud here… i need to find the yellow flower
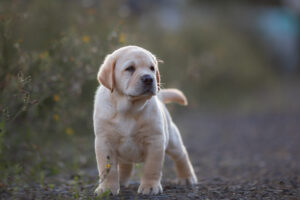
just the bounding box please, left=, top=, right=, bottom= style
left=82, top=35, right=90, bottom=43
left=119, top=33, right=126, bottom=44
left=53, top=114, right=59, bottom=121
left=105, top=164, right=111, bottom=169
left=39, top=51, right=49, bottom=59
left=53, top=95, right=60, bottom=102
left=65, top=128, right=74, bottom=135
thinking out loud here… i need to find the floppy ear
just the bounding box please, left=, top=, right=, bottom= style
left=150, top=54, right=162, bottom=92
left=97, top=54, right=116, bottom=92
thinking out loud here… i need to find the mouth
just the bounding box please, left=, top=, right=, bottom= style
left=127, top=88, right=156, bottom=99
left=142, top=87, right=155, bottom=95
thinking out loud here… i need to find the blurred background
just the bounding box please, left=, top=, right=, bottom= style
left=0, top=0, right=299, bottom=199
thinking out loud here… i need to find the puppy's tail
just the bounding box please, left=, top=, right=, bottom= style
left=157, top=88, right=188, bottom=106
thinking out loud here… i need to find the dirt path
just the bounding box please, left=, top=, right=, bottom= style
left=1, top=110, right=299, bottom=199
left=171, top=111, right=300, bottom=199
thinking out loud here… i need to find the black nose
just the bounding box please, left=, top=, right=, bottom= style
left=141, top=74, right=153, bottom=85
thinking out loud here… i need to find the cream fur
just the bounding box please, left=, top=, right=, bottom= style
left=93, top=46, right=197, bottom=195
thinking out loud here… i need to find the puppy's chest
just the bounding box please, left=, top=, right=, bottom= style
left=112, top=117, right=146, bottom=163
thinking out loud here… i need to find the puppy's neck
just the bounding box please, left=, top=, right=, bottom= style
left=110, top=91, right=151, bottom=115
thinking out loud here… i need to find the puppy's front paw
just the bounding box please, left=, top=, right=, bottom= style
left=94, top=183, right=120, bottom=196
left=178, top=175, right=198, bottom=185
left=138, top=181, right=163, bottom=195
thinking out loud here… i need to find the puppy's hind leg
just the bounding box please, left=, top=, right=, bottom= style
left=166, top=123, right=198, bottom=185
left=118, top=163, right=133, bottom=187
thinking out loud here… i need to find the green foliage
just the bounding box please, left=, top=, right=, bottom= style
left=135, top=163, right=143, bottom=178
left=0, top=0, right=123, bottom=188
left=97, top=189, right=111, bottom=200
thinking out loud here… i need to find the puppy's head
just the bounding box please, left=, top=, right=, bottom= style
left=97, top=46, right=160, bottom=99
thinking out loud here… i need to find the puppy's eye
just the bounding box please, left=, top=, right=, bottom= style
left=150, top=66, right=155, bottom=71
left=125, top=66, right=135, bottom=73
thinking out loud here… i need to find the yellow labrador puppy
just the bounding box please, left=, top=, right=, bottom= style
left=94, top=46, right=197, bottom=195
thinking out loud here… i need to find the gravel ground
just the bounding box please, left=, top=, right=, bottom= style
left=2, top=178, right=298, bottom=200
left=1, top=110, right=299, bottom=199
